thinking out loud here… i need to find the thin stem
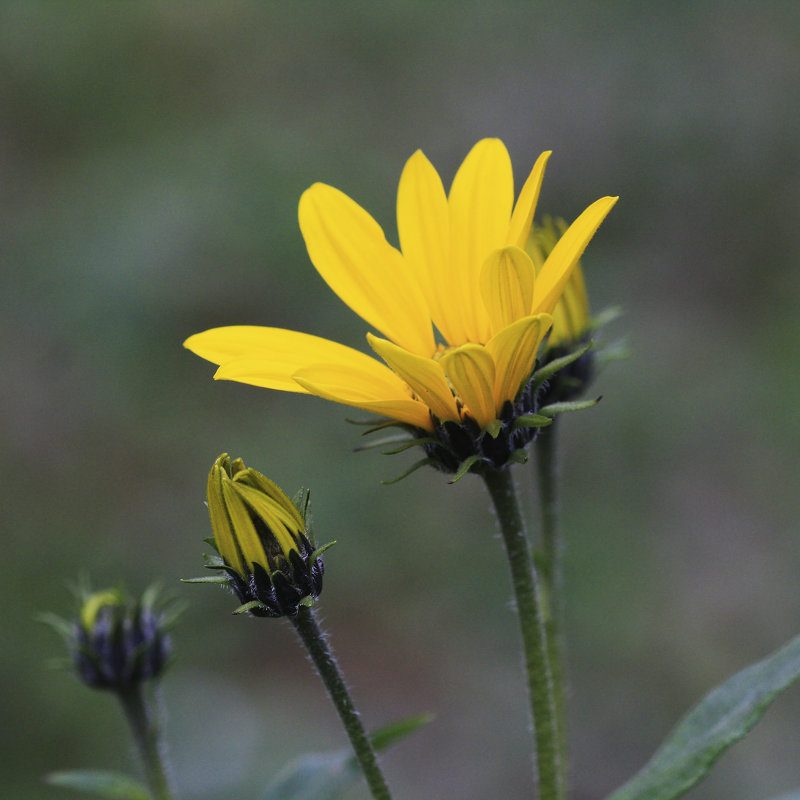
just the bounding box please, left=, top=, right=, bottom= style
left=117, top=685, right=175, bottom=800
left=482, top=466, right=565, bottom=800
left=535, top=422, right=569, bottom=785
left=291, top=604, right=392, bottom=800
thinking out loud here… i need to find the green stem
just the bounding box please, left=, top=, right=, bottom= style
left=535, top=422, right=569, bottom=786
left=117, top=685, right=175, bottom=800
left=482, top=466, right=564, bottom=800
left=291, top=605, right=392, bottom=800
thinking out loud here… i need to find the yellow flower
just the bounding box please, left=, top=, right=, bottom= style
left=185, top=139, right=616, bottom=436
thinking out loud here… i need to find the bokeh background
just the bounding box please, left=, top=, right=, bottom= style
left=3, top=3, right=800, bottom=799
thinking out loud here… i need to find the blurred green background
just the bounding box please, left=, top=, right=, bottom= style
left=3, top=2, right=800, bottom=799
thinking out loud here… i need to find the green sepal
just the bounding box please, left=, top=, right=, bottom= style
left=539, top=397, right=601, bottom=417
left=381, top=438, right=434, bottom=455
left=590, top=304, right=623, bottom=329
left=485, top=419, right=503, bottom=439
left=45, top=769, right=151, bottom=800
left=37, top=612, right=74, bottom=642
left=291, top=488, right=314, bottom=544
left=531, top=340, right=593, bottom=390
left=596, top=337, right=631, bottom=368
left=512, top=413, right=554, bottom=431
left=232, top=600, right=269, bottom=615
left=606, top=631, right=800, bottom=800
left=381, top=457, right=437, bottom=485
left=260, top=713, right=432, bottom=800
left=181, top=575, right=229, bottom=584
left=508, top=449, right=529, bottom=465
left=310, top=541, right=336, bottom=564
left=448, top=454, right=482, bottom=484
left=297, top=595, right=317, bottom=609
left=353, top=434, right=421, bottom=452
left=202, top=536, right=221, bottom=553
left=346, top=415, right=396, bottom=428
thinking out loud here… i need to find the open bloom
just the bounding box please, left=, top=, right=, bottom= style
left=185, top=139, right=616, bottom=441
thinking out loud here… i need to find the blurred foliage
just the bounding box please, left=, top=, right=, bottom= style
left=3, top=2, right=799, bottom=799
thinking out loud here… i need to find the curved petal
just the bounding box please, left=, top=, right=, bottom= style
left=550, top=265, right=589, bottom=345
left=479, top=246, right=535, bottom=336
left=397, top=150, right=462, bottom=344
left=221, top=479, right=269, bottom=573
left=531, top=196, right=618, bottom=315
left=506, top=150, right=551, bottom=249
left=208, top=466, right=246, bottom=577
left=293, top=363, right=433, bottom=430
left=185, top=326, right=402, bottom=395
left=299, top=183, right=434, bottom=356
left=367, top=333, right=460, bottom=423
left=485, top=314, right=553, bottom=408
left=448, top=139, right=514, bottom=343
left=439, top=344, right=497, bottom=428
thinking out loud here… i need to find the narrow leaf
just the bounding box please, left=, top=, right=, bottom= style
left=45, top=769, right=151, bottom=800
left=260, top=714, right=431, bottom=800
left=607, top=632, right=800, bottom=800
left=180, top=575, right=228, bottom=584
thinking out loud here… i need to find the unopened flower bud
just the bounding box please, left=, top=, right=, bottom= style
left=204, top=454, right=325, bottom=617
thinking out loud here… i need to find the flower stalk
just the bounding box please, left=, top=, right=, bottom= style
left=117, top=685, right=175, bottom=800
left=534, top=421, right=569, bottom=773
left=482, top=466, right=565, bottom=800
left=291, top=605, right=392, bottom=800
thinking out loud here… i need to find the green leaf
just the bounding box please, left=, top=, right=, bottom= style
left=606, top=632, right=800, bottom=800
left=180, top=575, right=228, bottom=584
left=45, top=769, right=151, bottom=800
left=261, top=713, right=432, bottom=800
left=369, top=712, right=433, bottom=750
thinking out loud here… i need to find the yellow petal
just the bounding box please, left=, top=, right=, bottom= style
left=397, top=150, right=462, bottom=344
left=479, top=246, right=535, bottom=335
left=185, top=326, right=396, bottom=394
left=439, top=344, right=497, bottom=428
left=221, top=479, right=269, bottom=573
left=234, top=483, right=299, bottom=561
left=550, top=265, right=589, bottom=345
left=532, top=196, right=618, bottom=315
left=506, top=150, right=551, bottom=249
left=485, top=314, right=553, bottom=409
left=448, top=139, right=514, bottom=343
left=293, top=363, right=433, bottom=430
left=208, top=463, right=245, bottom=577
left=299, top=183, right=434, bottom=356
left=367, top=333, right=460, bottom=423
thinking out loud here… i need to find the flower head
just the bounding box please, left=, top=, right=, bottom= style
left=185, top=140, right=616, bottom=471
left=44, top=585, right=173, bottom=692
left=203, top=454, right=324, bottom=617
